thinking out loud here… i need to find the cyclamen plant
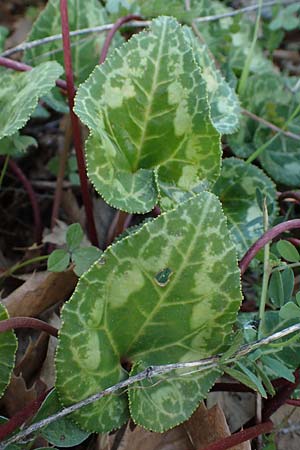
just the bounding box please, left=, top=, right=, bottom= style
left=1, top=0, right=300, bottom=448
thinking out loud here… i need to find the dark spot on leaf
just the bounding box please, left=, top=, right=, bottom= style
left=120, top=356, right=132, bottom=373
left=154, top=268, right=173, bottom=286
left=60, top=435, right=66, bottom=441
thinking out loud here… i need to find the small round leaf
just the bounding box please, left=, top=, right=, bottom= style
left=72, top=247, right=102, bottom=276
left=276, top=240, right=300, bottom=263
left=66, top=223, right=84, bottom=252
left=48, top=249, right=70, bottom=272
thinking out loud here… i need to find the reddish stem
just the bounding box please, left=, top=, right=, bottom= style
left=0, top=389, right=50, bottom=441
left=239, top=219, right=300, bottom=275
left=1, top=157, right=42, bottom=243
left=50, top=116, right=72, bottom=230
left=106, top=211, right=132, bottom=247
left=286, top=399, right=300, bottom=406
left=99, top=14, right=143, bottom=64
left=201, top=420, right=273, bottom=450
left=262, top=370, right=300, bottom=421
left=286, top=238, right=300, bottom=247
left=0, top=56, right=67, bottom=90
left=0, top=317, right=58, bottom=337
left=60, top=0, right=98, bottom=247
left=153, top=205, right=161, bottom=217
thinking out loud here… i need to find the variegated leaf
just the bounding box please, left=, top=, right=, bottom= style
left=0, top=303, right=17, bottom=399
left=0, top=62, right=63, bottom=139
left=74, top=16, right=220, bottom=213
left=24, top=0, right=119, bottom=84
left=183, top=26, right=240, bottom=134
left=56, top=193, right=242, bottom=432
left=213, top=158, right=277, bottom=258
left=228, top=73, right=290, bottom=159
left=254, top=102, right=300, bottom=187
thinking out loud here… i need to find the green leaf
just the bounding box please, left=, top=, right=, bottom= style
left=254, top=102, right=300, bottom=187
left=0, top=62, right=63, bottom=140
left=223, top=366, right=259, bottom=394
left=66, top=223, right=84, bottom=252
left=0, top=26, right=9, bottom=53
left=0, top=303, right=17, bottom=399
left=183, top=26, right=240, bottom=134
left=0, top=133, right=37, bottom=156
left=236, top=362, right=267, bottom=398
left=262, top=355, right=295, bottom=383
left=296, top=291, right=300, bottom=307
left=224, top=361, right=267, bottom=398
left=138, top=0, right=197, bottom=23
left=279, top=302, right=300, bottom=320
left=74, top=16, right=220, bottom=213
left=281, top=267, right=295, bottom=304
left=269, top=267, right=294, bottom=307
left=212, top=158, right=277, bottom=258
left=254, top=363, right=275, bottom=396
left=56, top=192, right=242, bottom=432
left=228, top=73, right=289, bottom=159
left=269, top=271, right=284, bottom=307
left=277, top=240, right=300, bottom=263
left=106, top=0, right=140, bottom=17
left=220, top=330, right=244, bottom=363
left=47, top=249, right=70, bottom=272
left=269, top=4, right=300, bottom=31
left=239, top=310, right=300, bottom=371
left=24, top=0, right=120, bottom=84
left=33, top=389, right=90, bottom=447
left=72, top=247, right=102, bottom=276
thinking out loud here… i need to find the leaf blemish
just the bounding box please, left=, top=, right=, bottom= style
left=154, top=268, right=173, bottom=287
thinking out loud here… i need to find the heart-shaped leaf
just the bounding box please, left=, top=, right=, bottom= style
left=56, top=192, right=242, bottom=432
left=213, top=158, right=277, bottom=258
left=74, top=16, right=220, bottom=213
left=0, top=303, right=17, bottom=399
left=0, top=62, right=63, bottom=140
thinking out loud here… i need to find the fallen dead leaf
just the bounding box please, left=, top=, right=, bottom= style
left=97, top=421, right=193, bottom=450
left=0, top=373, right=37, bottom=417
left=43, top=220, right=69, bottom=246
left=61, top=189, right=86, bottom=229
left=39, top=313, right=61, bottom=389
left=14, top=333, right=49, bottom=385
left=207, top=391, right=255, bottom=432
left=184, top=403, right=251, bottom=450
left=1, top=268, right=77, bottom=317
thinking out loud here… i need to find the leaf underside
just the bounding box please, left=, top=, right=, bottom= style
left=74, top=16, right=221, bottom=213
left=0, top=303, right=17, bottom=399
left=56, top=193, right=242, bottom=432
left=0, top=62, right=63, bottom=140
